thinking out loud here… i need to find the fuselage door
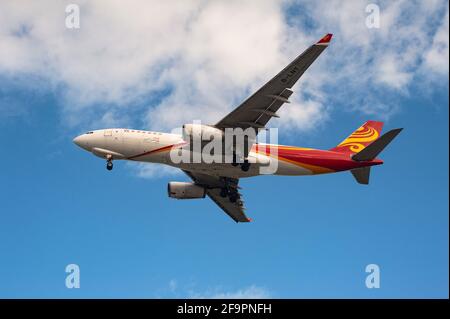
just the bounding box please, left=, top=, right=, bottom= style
left=103, top=129, right=113, bottom=148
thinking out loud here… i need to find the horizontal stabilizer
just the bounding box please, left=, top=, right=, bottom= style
left=351, top=167, right=371, bottom=185
left=352, top=128, right=403, bottom=162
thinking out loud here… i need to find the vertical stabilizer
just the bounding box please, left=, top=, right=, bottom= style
left=331, top=121, right=384, bottom=154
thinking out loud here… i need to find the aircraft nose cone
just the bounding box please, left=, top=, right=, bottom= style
left=73, top=135, right=82, bottom=147
left=73, top=134, right=90, bottom=150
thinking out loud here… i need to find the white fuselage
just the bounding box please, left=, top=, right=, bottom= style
left=73, top=128, right=315, bottom=178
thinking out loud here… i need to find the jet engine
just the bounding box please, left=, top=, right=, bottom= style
left=182, top=124, right=224, bottom=141
left=167, top=182, right=206, bottom=199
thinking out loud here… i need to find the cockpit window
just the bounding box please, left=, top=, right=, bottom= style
left=85, top=131, right=94, bottom=134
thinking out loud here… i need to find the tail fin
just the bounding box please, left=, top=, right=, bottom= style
left=330, top=121, right=384, bottom=154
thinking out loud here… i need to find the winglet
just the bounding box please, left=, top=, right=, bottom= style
left=316, top=33, right=333, bottom=45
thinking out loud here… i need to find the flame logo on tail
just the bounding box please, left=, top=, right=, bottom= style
left=331, top=121, right=383, bottom=154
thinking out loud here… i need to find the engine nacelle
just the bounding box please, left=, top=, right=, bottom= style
left=167, top=182, right=206, bottom=199
left=182, top=123, right=224, bottom=141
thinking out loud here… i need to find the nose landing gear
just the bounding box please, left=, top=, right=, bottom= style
left=106, top=155, right=113, bottom=171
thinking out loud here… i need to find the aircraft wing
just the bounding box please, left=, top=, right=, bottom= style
left=215, top=34, right=332, bottom=131
left=183, top=170, right=251, bottom=223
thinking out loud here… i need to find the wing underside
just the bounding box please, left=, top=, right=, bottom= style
left=215, top=34, right=332, bottom=131
left=183, top=170, right=251, bottom=223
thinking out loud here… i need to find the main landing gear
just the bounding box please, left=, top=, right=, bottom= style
left=220, top=188, right=228, bottom=198
left=231, top=153, right=251, bottom=172
left=229, top=192, right=238, bottom=203
left=241, top=160, right=250, bottom=172
left=220, top=187, right=239, bottom=203
left=106, top=155, right=113, bottom=171
left=231, top=153, right=239, bottom=167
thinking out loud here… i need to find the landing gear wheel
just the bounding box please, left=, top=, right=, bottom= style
left=106, top=161, right=113, bottom=171
left=220, top=188, right=228, bottom=198
left=229, top=193, right=238, bottom=203
left=241, top=160, right=250, bottom=172
left=231, top=153, right=239, bottom=167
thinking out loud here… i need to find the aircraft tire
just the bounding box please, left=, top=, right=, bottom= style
left=241, top=162, right=250, bottom=172
left=220, top=188, right=228, bottom=198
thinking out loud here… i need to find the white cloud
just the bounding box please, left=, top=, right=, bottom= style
left=161, top=279, right=272, bottom=299
left=0, top=0, right=448, bottom=134
left=144, top=0, right=287, bottom=130
left=127, top=162, right=181, bottom=179
left=424, top=9, right=449, bottom=75
left=168, top=279, right=177, bottom=293
left=291, top=0, right=449, bottom=116
left=277, top=99, right=328, bottom=133
left=376, top=54, right=413, bottom=90
left=189, top=285, right=272, bottom=299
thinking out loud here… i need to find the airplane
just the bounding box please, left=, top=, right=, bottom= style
left=73, top=34, right=402, bottom=223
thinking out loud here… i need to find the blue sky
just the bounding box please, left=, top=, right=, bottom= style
left=0, top=0, right=448, bottom=298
